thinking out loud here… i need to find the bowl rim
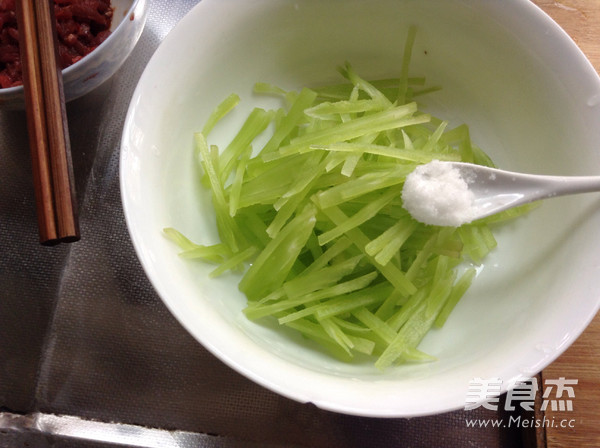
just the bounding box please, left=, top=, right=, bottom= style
left=119, top=0, right=600, bottom=417
left=0, top=0, right=142, bottom=95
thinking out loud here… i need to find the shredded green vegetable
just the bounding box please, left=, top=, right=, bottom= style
left=164, top=29, right=534, bottom=370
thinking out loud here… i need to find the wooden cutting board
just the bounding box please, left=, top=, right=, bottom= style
left=532, top=2, right=600, bottom=447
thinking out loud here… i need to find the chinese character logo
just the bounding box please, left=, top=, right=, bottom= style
left=465, top=377, right=503, bottom=411
left=541, top=377, right=578, bottom=411
left=465, top=377, right=577, bottom=412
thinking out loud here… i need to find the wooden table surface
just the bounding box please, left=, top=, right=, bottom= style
left=532, top=2, right=600, bottom=447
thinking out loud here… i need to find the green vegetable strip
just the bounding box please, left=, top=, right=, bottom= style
left=301, top=237, right=354, bottom=275
left=353, top=307, right=397, bottom=344
left=259, top=88, right=317, bottom=155
left=243, top=271, right=378, bottom=320
left=237, top=180, right=293, bottom=208
left=457, top=225, right=492, bottom=264
left=195, top=133, right=240, bottom=252
left=163, top=227, right=200, bottom=251
left=283, top=318, right=354, bottom=362
left=405, top=233, right=438, bottom=281
left=311, top=142, right=461, bottom=163
left=441, top=124, right=474, bottom=163
left=422, top=121, right=449, bottom=152
left=375, top=274, right=452, bottom=370
left=479, top=224, right=498, bottom=250
left=324, top=151, right=347, bottom=172
left=201, top=93, right=240, bottom=137
left=253, top=82, right=287, bottom=96
left=256, top=287, right=286, bottom=305
left=314, top=166, right=412, bottom=209
left=320, top=318, right=354, bottom=354
left=319, top=205, right=417, bottom=296
left=306, top=231, right=323, bottom=260
left=365, top=218, right=418, bottom=265
left=347, top=335, right=376, bottom=356
left=283, top=255, right=363, bottom=298
left=245, top=149, right=304, bottom=180
left=317, top=187, right=400, bottom=246
left=314, top=285, right=390, bottom=321
left=397, top=25, right=417, bottom=105
left=339, top=62, right=393, bottom=108
left=374, top=289, right=406, bottom=320
left=277, top=288, right=383, bottom=325
left=330, top=316, right=371, bottom=334
left=340, top=151, right=362, bottom=177
left=219, top=108, right=273, bottom=182
left=426, top=256, right=455, bottom=315
left=344, top=85, right=361, bottom=117
left=302, top=271, right=379, bottom=302
left=209, top=144, right=220, bottom=170
left=471, top=144, right=496, bottom=167
left=276, top=303, right=325, bottom=325
left=386, top=288, right=428, bottom=332
left=432, top=235, right=463, bottom=259
left=341, top=132, right=376, bottom=178
left=402, top=129, right=415, bottom=150
left=209, top=246, right=257, bottom=278
left=305, top=99, right=382, bottom=120
left=178, top=245, right=230, bottom=262
left=195, top=134, right=223, bottom=205
left=276, top=103, right=422, bottom=156
left=267, top=180, right=317, bottom=239
left=434, top=267, right=477, bottom=328
left=243, top=295, right=313, bottom=320
left=228, top=145, right=252, bottom=217
left=239, top=204, right=317, bottom=301
left=279, top=152, right=325, bottom=200
left=235, top=211, right=271, bottom=247
left=271, top=153, right=327, bottom=215
left=286, top=317, right=376, bottom=358
left=163, top=228, right=231, bottom=263
left=477, top=202, right=540, bottom=224
left=312, top=77, right=426, bottom=101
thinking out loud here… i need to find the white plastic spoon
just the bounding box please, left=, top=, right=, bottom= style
left=401, top=160, right=600, bottom=227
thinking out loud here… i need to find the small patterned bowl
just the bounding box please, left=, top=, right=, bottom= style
left=0, top=0, right=148, bottom=109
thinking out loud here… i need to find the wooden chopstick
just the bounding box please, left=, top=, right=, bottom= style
left=35, top=0, right=79, bottom=243
left=16, top=0, right=58, bottom=243
left=16, top=0, right=80, bottom=245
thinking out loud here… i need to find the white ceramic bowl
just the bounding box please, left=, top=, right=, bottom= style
left=120, top=0, right=600, bottom=417
left=0, top=0, right=147, bottom=109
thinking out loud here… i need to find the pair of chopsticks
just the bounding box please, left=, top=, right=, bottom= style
left=16, top=0, right=79, bottom=245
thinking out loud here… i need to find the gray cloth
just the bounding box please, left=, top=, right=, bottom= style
left=0, top=1, right=531, bottom=446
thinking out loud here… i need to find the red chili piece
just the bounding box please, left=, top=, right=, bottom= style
left=0, top=0, right=113, bottom=88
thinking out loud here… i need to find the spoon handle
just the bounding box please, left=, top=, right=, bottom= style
left=534, top=174, right=600, bottom=198
left=452, top=162, right=600, bottom=219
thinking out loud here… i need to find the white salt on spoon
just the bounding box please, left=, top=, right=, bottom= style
left=401, top=160, right=600, bottom=227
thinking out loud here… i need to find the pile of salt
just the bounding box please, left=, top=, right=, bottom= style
left=401, top=160, right=477, bottom=227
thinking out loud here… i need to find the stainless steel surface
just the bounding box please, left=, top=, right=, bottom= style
left=0, top=1, right=530, bottom=446
left=0, top=411, right=279, bottom=447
